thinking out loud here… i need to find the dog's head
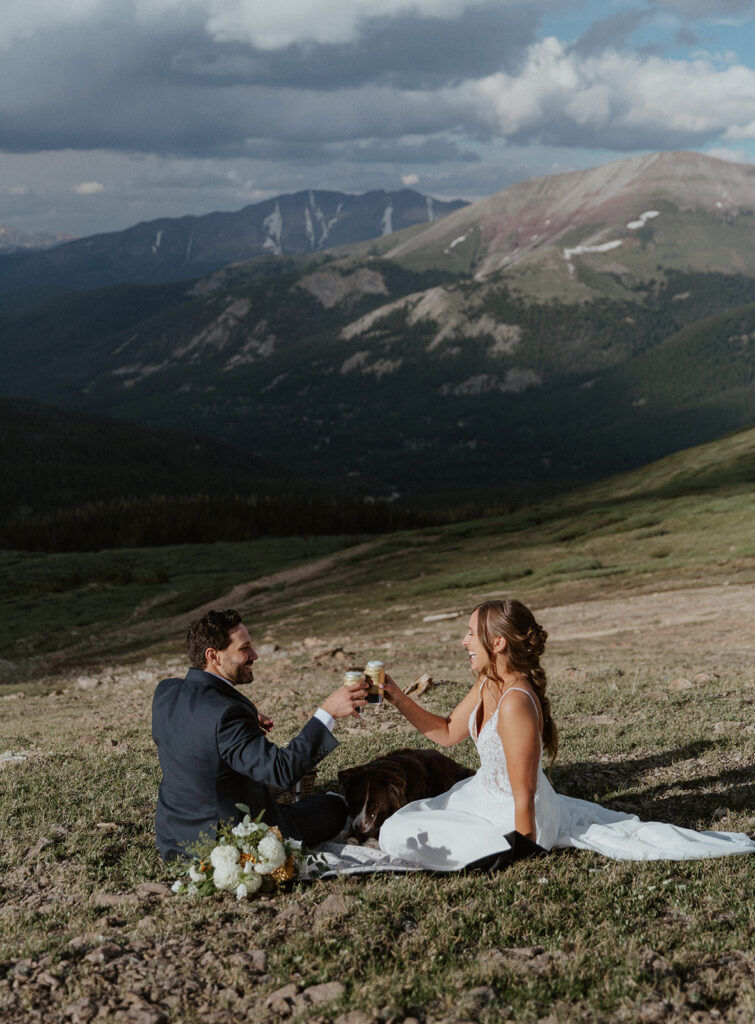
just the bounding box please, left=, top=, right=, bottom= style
left=338, top=764, right=407, bottom=838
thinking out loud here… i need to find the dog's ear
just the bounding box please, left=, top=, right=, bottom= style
left=338, top=768, right=355, bottom=783
left=384, top=768, right=407, bottom=807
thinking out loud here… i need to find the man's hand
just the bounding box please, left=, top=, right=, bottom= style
left=258, top=713, right=274, bottom=734
left=320, top=681, right=368, bottom=720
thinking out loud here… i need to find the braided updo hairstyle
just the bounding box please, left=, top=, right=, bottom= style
left=474, top=599, right=558, bottom=761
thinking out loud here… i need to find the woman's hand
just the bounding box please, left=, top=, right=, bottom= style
left=382, top=673, right=403, bottom=705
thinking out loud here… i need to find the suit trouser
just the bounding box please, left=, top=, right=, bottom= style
left=275, top=793, right=348, bottom=846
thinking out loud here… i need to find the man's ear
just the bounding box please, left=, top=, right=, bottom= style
left=204, top=646, right=218, bottom=668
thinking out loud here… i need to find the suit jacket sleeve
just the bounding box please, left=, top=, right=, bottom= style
left=216, top=703, right=338, bottom=789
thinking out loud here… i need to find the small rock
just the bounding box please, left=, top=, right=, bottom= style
left=458, top=986, right=497, bottom=1012
left=125, top=1006, right=168, bottom=1024
left=304, top=981, right=346, bottom=1005
left=639, top=948, right=674, bottom=979
left=668, top=677, right=693, bottom=691
left=134, top=882, right=172, bottom=900
left=92, top=892, right=139, bottom=908
left=403, top=673, right=433, bottom=697
left=28, top=837, right=53, bottom=858
left=74, top=675, right=100, bottom=691
left=275, top=904, right=306, bottom=927
left=85, top=942, right=123, bottom=963
left=64, top=997, right=98, bottom=1023
left=229, top=950, right=267, bottom=973
left=711, top=807, right=729, bottom=821
left=692, top=672, right=717, bottom=684
left=646, top=691, right=669, bottom=701
left=334, top=1012, right=375, bottom=1024
left=314, top=893, right=350, bottom=924
left=265, top=982, right=299, bottom=1014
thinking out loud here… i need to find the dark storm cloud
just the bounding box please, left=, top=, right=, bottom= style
left=172, top=2, right=538, bottom=91
left=0, top=1, right=539, bottom=160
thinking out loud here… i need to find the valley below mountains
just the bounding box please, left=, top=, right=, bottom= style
left=1, top=151, right=754, bottom=517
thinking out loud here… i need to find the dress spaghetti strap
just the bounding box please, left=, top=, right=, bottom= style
left=502, top=686, right=540, bottom=717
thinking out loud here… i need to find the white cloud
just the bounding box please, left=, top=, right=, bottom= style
left=402, top=173, right=419, bottom=185
left=73, top=181, right=105, bottom=194
left=706, top=146, right=751, bottom=163
left=457, top=37, right=755, bottom=144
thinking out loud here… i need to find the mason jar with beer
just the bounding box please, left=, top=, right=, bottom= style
left=364, top=660, right=385, bottom=704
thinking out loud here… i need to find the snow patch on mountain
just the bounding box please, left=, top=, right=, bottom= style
left=152, top=230, right=163, bottom=254
left=263, top=202, right=283, bottom=255
left=627, top=211, right=660, bottom=230
left=563, top=240, right=623, bottom=260
left=381, top=205, right=394, bottom=236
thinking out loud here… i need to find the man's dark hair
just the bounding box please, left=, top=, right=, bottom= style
left=186, top=608, right=242, bottom=669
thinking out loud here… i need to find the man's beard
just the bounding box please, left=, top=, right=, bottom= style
left=226, top=662, right=254, bottom=686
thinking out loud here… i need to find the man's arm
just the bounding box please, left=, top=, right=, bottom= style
left=217, top=705, right=337, bottom=790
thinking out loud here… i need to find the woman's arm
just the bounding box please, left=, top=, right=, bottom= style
left=498, top=691, right=542, bottom=841
left=383, top=674, right=479, bottom=747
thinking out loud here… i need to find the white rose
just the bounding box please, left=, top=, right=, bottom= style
left=254, top=834, right=287, bottom=874
left=188, top=865, right=207, bottom=883
left=211, top=844, right=239, bottom=870
left=235, top=883, right=249, bottom=900
left=171, top=880, right=183, bottom=893
left=231, top=819, right=257, bottom=838
left=213, top=862, right=242, bottom=890
left=210, top=844, right=242, bottom=890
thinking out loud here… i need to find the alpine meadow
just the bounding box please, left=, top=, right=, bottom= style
left=0, top=151, right=753, bottom=1024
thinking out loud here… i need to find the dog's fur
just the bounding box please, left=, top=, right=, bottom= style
left=338, top=747, right=475, bottom=839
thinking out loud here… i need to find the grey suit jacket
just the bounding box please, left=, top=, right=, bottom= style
left=151, top=668, right=338, bottom=859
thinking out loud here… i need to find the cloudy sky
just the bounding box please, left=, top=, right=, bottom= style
left=2, top=0, right=754, bottom=238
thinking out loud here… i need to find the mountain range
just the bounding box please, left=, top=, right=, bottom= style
left=0, top=188, right=466, bottom=302
left=0, top=151, right=753, bottom=520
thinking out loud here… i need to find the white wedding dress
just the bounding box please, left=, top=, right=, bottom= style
left=378, top=683, right=755, bottom=869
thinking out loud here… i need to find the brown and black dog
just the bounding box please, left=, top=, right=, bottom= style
left=338, top=747, right=475, bottom=839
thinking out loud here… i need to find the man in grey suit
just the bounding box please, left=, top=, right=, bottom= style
left=152, top=608, right=367, bottom=860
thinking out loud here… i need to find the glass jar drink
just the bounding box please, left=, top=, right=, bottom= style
left=344, top=669, right=364, bottom=714
left=364, top=660, right=385, bottom=704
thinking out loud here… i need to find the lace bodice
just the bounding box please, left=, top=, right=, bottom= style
left=469, top=684, right=543, bottom=800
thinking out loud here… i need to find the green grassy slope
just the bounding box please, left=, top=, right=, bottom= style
left=1, top=426, right=751, bottom=669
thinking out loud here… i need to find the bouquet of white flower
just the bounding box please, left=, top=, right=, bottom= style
left=171, top=805, right=308, bottom=900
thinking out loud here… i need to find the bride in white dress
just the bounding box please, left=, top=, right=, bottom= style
left=378, top=599, right=755, bottom=869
